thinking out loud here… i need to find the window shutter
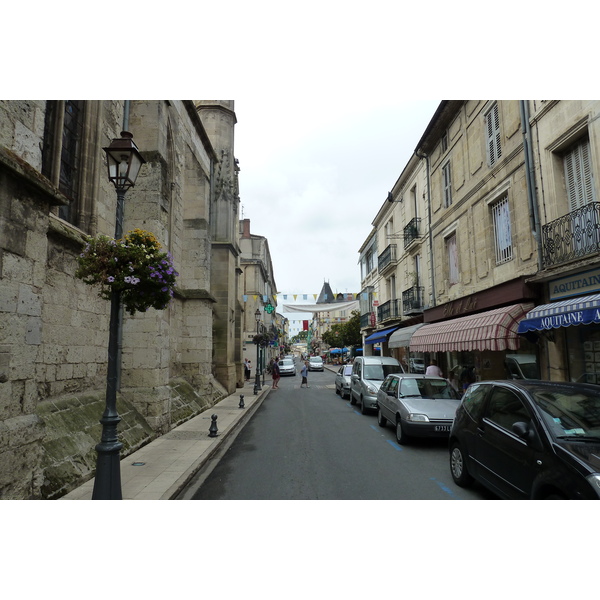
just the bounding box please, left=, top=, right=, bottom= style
left=485, top=103, right=502, bottom=166
left=564, top=139, right=594, bottom=210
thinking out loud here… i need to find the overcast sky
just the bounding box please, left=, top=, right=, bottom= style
left=234, top=98, right=440, bottom=334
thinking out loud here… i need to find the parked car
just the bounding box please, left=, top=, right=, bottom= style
left=449, top=380, right=600, bottom=499
left=350, top=356, right=404, bottom=414
left=376, top=374, right=461, bottom=443
left=504, top=354, right=540, bottom=379
left=409, top=358, right=425, bottom=374
left=335, top=364, right=353, bottom=399
left=278, top=359, right=296, bottom=376
left=308, top=356, right=324, bottom=371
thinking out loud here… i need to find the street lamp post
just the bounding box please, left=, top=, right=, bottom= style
left=254, top=309, right=262, bottom=394
left=92, top=131, right=145, bottom=500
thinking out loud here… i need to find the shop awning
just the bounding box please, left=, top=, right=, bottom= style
left=410, top=303, right=534, bottom=352
left=518, top=293, right=600, bottom=333
left=388, top=324, right=426, bottom=349
left=364, top=326, right=399, bottom=345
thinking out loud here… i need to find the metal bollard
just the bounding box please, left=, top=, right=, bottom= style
left=239, top=394, right=245, bottom=409
left=208, top=414, right=219, bottom=437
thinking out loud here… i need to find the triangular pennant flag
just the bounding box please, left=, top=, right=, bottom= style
left=243, top=295, right=247, bottom=302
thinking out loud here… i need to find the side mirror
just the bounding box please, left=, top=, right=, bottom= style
left=512, top=421, right=538, bottom=447
left=387, top=390, right=396, bottom=397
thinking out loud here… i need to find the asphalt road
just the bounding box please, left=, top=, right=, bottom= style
left=180, top=365, right=493, bottom=500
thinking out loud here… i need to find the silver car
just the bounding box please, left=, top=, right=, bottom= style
left=278, top=359, right=296, bottom=376
left=308, top=357, right=324, bottom=371
left=335, top=364, right=353, bottom=399
left=376, top=374, right=461, bottom=444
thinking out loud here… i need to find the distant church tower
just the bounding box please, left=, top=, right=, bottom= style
left=196, top=101, right=242, bottom=392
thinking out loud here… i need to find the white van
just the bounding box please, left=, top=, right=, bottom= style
left=350, top=356, right=404, bottom=414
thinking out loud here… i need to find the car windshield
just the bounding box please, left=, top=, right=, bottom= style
left=279, top=360, right=293, bottom=366
left=310, top=358, right=322, bottom=363
left=531, top=386, right=600, bottom=440
left=400, top=378, right=459, bottom=399
left=364, top=364, right=402, bottom=380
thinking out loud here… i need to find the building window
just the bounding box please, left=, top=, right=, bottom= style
left=446, top=233, right=459, bottom=285
left=42, top=100, right=85, bottom=225
left=366, top=249, right=374, bottom=273
left=564, top=138, right=595, bottom=210
left=491, top=194, right=513, bottom=264
left=485, top=103, right=502, bottom=167
left=442, top=161, right=452, bottom=207
left=441, top=132, right=448, bottom=153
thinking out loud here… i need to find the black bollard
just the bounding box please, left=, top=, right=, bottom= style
left=239, top=394, right=245, bottom=409
left=208, top=414, right=219, bottom=438
left=253, top=382, right=258, bottom=395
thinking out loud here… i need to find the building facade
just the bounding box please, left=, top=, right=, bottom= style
left=0, top=100, right=242, bottom=498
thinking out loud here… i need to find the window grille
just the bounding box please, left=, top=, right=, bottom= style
left=492, top=195, right=513, bottom=264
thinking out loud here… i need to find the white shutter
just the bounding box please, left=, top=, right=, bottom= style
left=485, top=103, right=502, bottom=166
left=564, top=139, right=594, bottom=210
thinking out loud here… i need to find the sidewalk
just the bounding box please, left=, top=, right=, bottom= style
left=60, top=378, right=271, bottom=500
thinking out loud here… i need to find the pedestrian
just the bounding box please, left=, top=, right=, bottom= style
left=300, top=360, right=309, bottom=388
left=426, top=359, right=443, bottom=377
left=271, top=358, right=280, bottom=389
left=244, top=358, right=251, bottom=382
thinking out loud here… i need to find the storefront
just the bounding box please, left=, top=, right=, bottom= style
left=408, top=278, right=538, bottom=388
left=518, top=292, right=600, bottom=383
left=388, top=323, right=425, bottom=371
left=363, top=326, right=399, bottom=357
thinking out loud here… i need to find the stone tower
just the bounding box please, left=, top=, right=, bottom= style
left=195, top=101, right=242, bottom=392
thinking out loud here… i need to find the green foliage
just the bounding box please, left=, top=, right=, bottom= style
left=322, top=310, right=362, bottom=348
left=75, top=229, right=178, bottom=315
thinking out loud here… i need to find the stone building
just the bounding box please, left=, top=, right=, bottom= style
left=239, top=218, right=278, bottom=380
left=0, top=100, right=242, bottom=498
left=359, top=100, right=600, bottom=387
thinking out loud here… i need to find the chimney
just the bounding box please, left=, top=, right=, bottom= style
left=241, top=218, right=251, bottom=239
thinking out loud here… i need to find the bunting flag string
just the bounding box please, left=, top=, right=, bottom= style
left=241, top=292, right=377, bottom=302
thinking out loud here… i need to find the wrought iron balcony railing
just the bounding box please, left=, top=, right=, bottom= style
left=377, top=244, right=397, bottom=274
left=542, top=202, right=600, bottom=268
left=360, top=312, right=372, bottom=329
left=402, top=286, right=425, bottom=314
left=377, top=299, right=401, bottom=322
left=403, top=217, right=421, bottom=249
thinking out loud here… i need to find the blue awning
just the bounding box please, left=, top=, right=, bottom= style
left=364, top=326, right=399, bottom=345
left=518, top=293, right=600, bottom=333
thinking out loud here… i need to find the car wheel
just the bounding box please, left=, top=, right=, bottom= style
left=335, top=385, right=340, bottom=395
left=395, top=418, right=409, bottom=444
left=377, top=408, right=387, bottom=428
left=360, top=397, right=369, bottom=415
left=449, top=442, right=474, bottom=487
left=350, top=393, right=356, bottom=405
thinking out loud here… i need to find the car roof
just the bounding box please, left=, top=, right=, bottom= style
left=470, top=379, right=600, bottom=394
left=359, top=356, right=399, bottom=364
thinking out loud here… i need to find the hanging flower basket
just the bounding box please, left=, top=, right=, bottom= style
left=75, top=228, right=179, bottom=315
left=252, top=332, right=274, bottom=347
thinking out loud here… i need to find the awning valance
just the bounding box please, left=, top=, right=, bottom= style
left=518, top=293, right=600, bottom=333
left=388, top=324, right=426, bottom=349
left=364, top=326, right=399, bottom=345
left=410, top=303, right=534, bottom=353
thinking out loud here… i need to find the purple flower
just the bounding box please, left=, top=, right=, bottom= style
left=162, top=287, right=168, bottom=292
left=107, top=276, right=115, bottom=283
left=131, top=277, right=140, bottom=285
left=124, top=276, right=132, bottom=283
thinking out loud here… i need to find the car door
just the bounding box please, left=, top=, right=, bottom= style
left=380, top=376, right=398, bottom=420
left=475, top=386, right=541, bottom=498
left=351, top=361, right=361, bottom=402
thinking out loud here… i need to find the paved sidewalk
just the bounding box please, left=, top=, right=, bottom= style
left=61, top=379, right=271, bottom=500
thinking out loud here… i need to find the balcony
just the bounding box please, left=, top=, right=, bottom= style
left=378, top=244, right=397, bottom=274
left=542, top=202, right=600, bottom=268
left=403, top=217, right=421, bottom=249
left=402, top=286, right=425, bottom=315
left=377, top=299, right=401, bottom=322
left=360, top=312, right=374, bottom=329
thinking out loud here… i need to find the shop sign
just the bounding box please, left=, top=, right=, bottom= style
left=549, top=268, right=600, bottom=301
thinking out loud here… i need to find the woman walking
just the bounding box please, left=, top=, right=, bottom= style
left=300, top=361, right=309, bottom=388
left=271, top=359, right=281, bottom=389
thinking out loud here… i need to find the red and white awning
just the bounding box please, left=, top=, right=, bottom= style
left=409, top=303, right=534, bottom=353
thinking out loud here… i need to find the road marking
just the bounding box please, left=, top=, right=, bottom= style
left=430, top=477, right=459, bottom=498
left=386, top=440, right=403, bottom=451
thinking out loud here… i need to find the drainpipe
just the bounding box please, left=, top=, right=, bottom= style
left=416, top=149, right=436, bottom=308
left=519, top=100, right=543, bottom=270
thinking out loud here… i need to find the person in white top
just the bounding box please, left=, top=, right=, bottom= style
left=425, top=359, right=443, bottom=378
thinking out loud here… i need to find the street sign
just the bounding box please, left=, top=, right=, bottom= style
left=264, top=303, right=275, bottom=313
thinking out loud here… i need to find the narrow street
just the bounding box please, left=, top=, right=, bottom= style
left=179, top=365, right=492, bottom=500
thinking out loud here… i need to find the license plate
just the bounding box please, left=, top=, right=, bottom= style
left=434, top=425, right=450, bottom=432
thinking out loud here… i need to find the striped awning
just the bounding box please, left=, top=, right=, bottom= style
left=518, top=293, right=600, bottom=333
left=410, top=303, right=534, bottom=353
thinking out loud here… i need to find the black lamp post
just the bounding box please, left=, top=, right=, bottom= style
left=92, top=131, right=145, bottom=500
left=254, top=308, right=262, bottom=394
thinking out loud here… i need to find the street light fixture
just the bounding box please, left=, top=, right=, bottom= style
left=92, top=131, right=146, bottom=500
left=254, top=308, right=262, bottom=394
